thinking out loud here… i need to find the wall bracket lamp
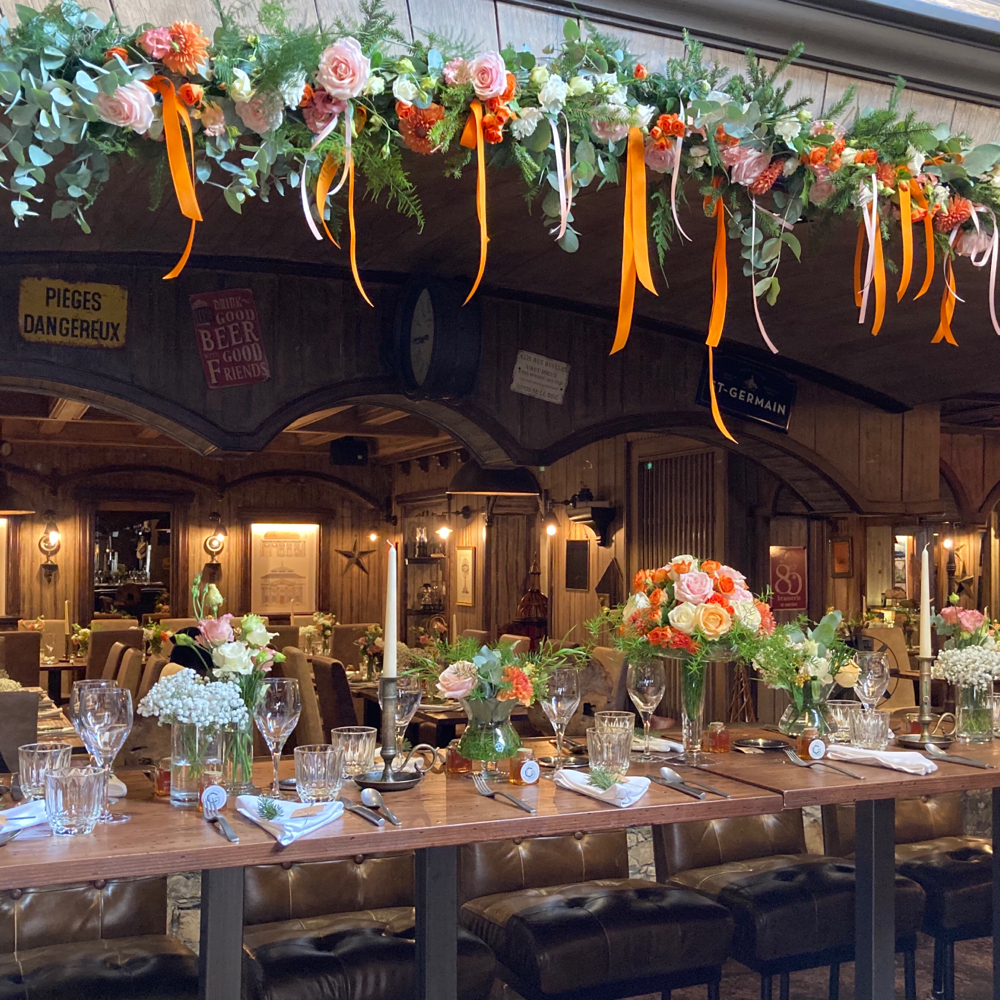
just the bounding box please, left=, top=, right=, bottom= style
left=38, top=510, right=60, bottom=581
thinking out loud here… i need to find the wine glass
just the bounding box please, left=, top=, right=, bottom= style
left=378, top=675, right=423, bottom=756
left=74, top=685, right=133, bottom=824
left=541, top=668, right=580, bottom=776
left=627, top=660, right=667, bottom=761
left=254, top=677, right=302, bottom=796
left=69, top=679, right=116, bottom=735
left=855, top=652, right=890, bottom=711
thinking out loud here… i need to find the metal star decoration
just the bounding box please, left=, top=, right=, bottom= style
left=336, top=537, right=376, bottom=575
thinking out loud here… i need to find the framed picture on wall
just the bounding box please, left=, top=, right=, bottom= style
left=250, top=523, right=319, bottom=614
left=565, top=539, right=589, bottom=591
left=455, top=546, right=476, bottom=607
left=830, top=536, right=853, bottom=578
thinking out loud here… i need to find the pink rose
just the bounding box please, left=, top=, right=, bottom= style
left=644, top=142, right=676, bottom=174
left=721, top=145, right=771, bottom=186
left=468, top=52, right=506, bottom=101
left=436, top=660, right=478, bottom=700
left=198, top=101, right=226, bottom=137
left=958, top=609, right=986, bottom=633
left=729, top=586, right=754, bottom=605
left=317, top=36, right=370, bottom=101
left=590, top=113, right=629, bottom=145
left=716, top=565, right=748, bottom=590
left=955, top=228, right=992, bottom=258
left=235, top=92, right=284, bottom=134
left=443, top=57, right=470, bottom=85
left=674, top=571, right=716, bottom=605
left=138, top=26, right=171, bottom=60
left=94, top=80, right=155, bottom=134
left=302, top=89, right=346, bottom=134
left=256, top=646, right=276, bottom=673
left=810, top=120, right=845, bottom=139
left=199, top=614, right=235, bottom=646
left=939, top=606, right=960, bottom=625
left=808, top=177, right=836, bottom=205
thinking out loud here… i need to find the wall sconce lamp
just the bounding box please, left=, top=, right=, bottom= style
left=204, top=512, right=228, bottom=562
left=38, top=510, right=60, bottom=581
left=542, top=508, right=559, bottom=537
left=545, top=486, right=617, bottom=547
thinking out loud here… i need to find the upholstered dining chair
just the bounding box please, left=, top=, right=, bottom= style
left=0, top=690, right=38, bottom=772
left=460, top=629, right=489, bottom=644
left=311, top=655, right=359, bottom=731
left=280, top=648, right=324, bottom=747
left=497, top=634, right=530, bottom=655
left=90, top=617, right=138, bottom=631
left=0, top=631, right=41, bottom=688
left=86, top=628, right=141, bottom=680
left=136, top=654, right=168, bottom=704
left=266, top=626, right=300, bottom=651
left=116, top=647, right=143, bottom=700
left=100, top=642, right=130, bottom=682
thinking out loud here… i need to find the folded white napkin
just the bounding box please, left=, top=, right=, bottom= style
left=107, top=775, right=128, bottom=799
left=632, top=735, right=684, bottom=753
left=236, top=795, right=344, bottom=845
left=0, top=800, right=48, bottom=830
left=554, top=769, right=650, bottom=807
left=826, top=745, right=938, bottom=775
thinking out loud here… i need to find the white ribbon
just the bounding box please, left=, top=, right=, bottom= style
left=548, top=114, right=574, bottom=240
left=858, top=173, right=878, bottom=325
left=750, top=198, right=779, bottom=354
left=944, top=227, right=965, bottom=303
left=300, top=157, right=323, bottom=241
left=970, top=205, right=1000, bottom=334
left=300, top=103, right=352, bottom=238
left=670, top=99, right=691, bottom=242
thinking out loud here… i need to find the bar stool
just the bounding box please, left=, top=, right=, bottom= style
left=458, top=829, right=733, bottom=999
left=823, top=792, right=992, bottom=1000
left=653, top=810, right=925, bottom=1000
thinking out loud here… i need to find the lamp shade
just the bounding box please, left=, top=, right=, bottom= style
left=0, top=472, right=34, bottom=515
left=447, top=462, right=541, bottom=496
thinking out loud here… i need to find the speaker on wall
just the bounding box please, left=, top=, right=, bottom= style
left=329, top=437, right=369, bottom=466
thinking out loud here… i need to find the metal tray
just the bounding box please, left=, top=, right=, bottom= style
left=732, top=738, right=789, bottom=751
left=537, top=755, right=589, bottom=769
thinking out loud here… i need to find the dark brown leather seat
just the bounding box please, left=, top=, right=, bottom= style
left=312, top=656, right=358, bottom=733
left=823, top=792, right=991, bottom=1000
left=459, top=830, right=733, bottom=1000
left=0, top=875, right=197, bottom=999
left=0, top=632, right=41, bottom=688
left=242, top=853, right=495, bottom=1000
left=654, top=810, right=925, bottom=1000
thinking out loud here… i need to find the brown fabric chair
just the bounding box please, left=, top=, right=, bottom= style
left=0, top=632, right=40, bottom=688
left=460, top=629, right=489, bottom=644
left=116, top=647, right=143, bottom=700
left=101, top=641, right=130, bottom=682
left=823, top=793, right=991, bottom=1000
left=312, top=655, right=358, bottom=733
left=280, top=648, right=324, bottom=747
left=86, top=628, right=141, bottom=680
left=0, top=691, right=38, bottom=773
left=653, top=811, right=925, bottom=1000
left=242, top=853, right=495, bottom=1000
left=0, top=874, right=197, bottom=998
left=459, top=830, right=733, bottom=1000
left=331, top=624, right=376, bottom=671
left=136, top=654, right=168, bottom=704
left=267, top=626, right=300, bottom=651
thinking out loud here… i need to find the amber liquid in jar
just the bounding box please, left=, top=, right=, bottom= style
left=446, top=741, right=472, bottom=775
left=797, top=727, right=823, bottom=760
left=509, top=748, right=539, bottom=785
left=708, top=722, right=731, bottom=752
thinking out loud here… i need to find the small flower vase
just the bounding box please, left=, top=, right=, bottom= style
left=458, top=697, right=522, bottom=781
left=364, top=653, right=383, bottom=681
left=680, top=660, right=707, bottom=757
left=220, top=719, right=256, bottom=794
left=955, top=684, right=993, bottom=743
left=170, top=723, right=221, bottom=808
left=778, top=681, right=834, bottom=737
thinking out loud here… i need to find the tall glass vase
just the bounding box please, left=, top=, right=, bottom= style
left=680, top=661, right=707, bottom=758
left=955, top=684, right=993, bottom=744
left=170, top=723, right=221, bottom=808
left=458, top=697, right=522, bottom=781
left=778, top=681, right=834, bottom=736
left=221, top=719, right=256, bottom=794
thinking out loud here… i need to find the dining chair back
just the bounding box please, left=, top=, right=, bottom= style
left=0, top=631, right=42, bottom=688
left=331, top=624, right=376, bottom=670
left=460, top=629, right=489, bottom=644
left=0, top=690, right=38, bottom=772
left=101, top=641, right=130, bottom=682
left=19, top=620, right=68, bottom=660
left=158, top=618, right=199, bottom=634
left=497, top=633, right=530, bottom=655
left=90, top=617, right=139, bottom=631
left=291, top=614, right=317, bottom=627
left=281, top=648, right=325, bottom=747
left=268, top=626, right=300, bottom=651
left=117, top=647, right=143, bottom=700
left=592, top=645, right=628, bottom=710
left=136, top=654, right=168, bottom=704
left=312, top=655, right=359, bottom=731
left=86, top=628, right=142, bottom=680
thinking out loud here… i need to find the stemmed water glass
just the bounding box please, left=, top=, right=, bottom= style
left=254, top=677, right=302, bottom=796
left=378, top=675, right=422, bottom=755
left=854, top=652, right=890, bottom=712
left=74, top=685, right=133, bottom=824
left=541, top=668, right=580, bottom=776
left=627, top=660, right=667, bottom=761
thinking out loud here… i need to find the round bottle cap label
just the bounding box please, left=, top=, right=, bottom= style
left=201, top=784, right=227, bottom=811
left=520, top=760, right=540, bottom=783
left=808, top=738, right=826, bottom=760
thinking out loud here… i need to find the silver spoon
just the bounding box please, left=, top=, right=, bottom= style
left=659, top=766, right=732, bottom=798
left=360, top=787, right=402, bottom=826
left=923, top=743, right=994, bottom=769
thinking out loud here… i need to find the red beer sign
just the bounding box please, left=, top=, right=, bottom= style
left=190, top=288, right=270, bottom=389
left=769, top=545, right=808, bottom=611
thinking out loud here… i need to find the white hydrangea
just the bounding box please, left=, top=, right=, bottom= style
left=933, top=645, right=1000, bottom=688
left=538, top=74, right=570, bottom=113
left=280, top=71, right=307, bottom=109
left=137, top=668, right=249, bottom=728
left=511, top=106, right=543, bottom=139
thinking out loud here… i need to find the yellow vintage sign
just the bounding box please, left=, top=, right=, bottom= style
left=19, top=278, right=127, bottom=348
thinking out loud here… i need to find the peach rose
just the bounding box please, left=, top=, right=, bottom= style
left=833, top=661, right=859, bottom=687
left=197, top=101, right=226, bottom=137
left=436, top=660, right=478, bottom=700
left=645, top=141, right=677, bottom=173
left=721, top=145, right=771, bottom=186
left=590, top=112, right=629, bottom=145
left=674, top=570, right=715, bottom=605
left=468, top=51, right=506, bottom=100
left=94, top=80, right=155, bottom=134
left=235, top=92, right=284, bottom=134
left=694, top=602, right=732, bottom=639
left=199, top=614, right=234, bottom=646
left=317, top=36, right=370, bottom=101
left=958, top=609, right=986, bottom=633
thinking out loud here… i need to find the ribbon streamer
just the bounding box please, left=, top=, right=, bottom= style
left=857, top=175, right=886, bottom=335
left=315, top=152, right=341, bottom=248
left=548, top=115, right=573, bottom=241
left=749, top=199, right=779, bottom=355
left=909, top=182, right=935, bottom=299
left=609, top=127, right=657, bottom=354
left=347, top=157, right=372, bottom=308
left=897, top=180, right=913, bottom=302
left=705, top=186, right=737, bottom=443
left=931, top=259, right=959, bottom=345
left=967, top=205, right=1000, bottom=337
left=147, top=77, right=202, bottom=279
left=670, top=99, right=691, bottom=242
left=460, top=101, right=488, bottom=304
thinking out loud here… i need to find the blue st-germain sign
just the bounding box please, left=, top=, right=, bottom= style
left=696, top=353, right=796, bottom=433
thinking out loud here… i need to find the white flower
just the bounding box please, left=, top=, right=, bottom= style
left=667, top=602, right=699, bottom=636
left=538, top=74, right=570, bottom=113
left=212, top=641, right=254, bottom=675
left=774, top=117, right=801, bottom=143
left=783, top=156, right=799, bottom=177
left=567, top=76, right=593, bottom=97
left=239, top=614, right=274, bottom=648
left=594, top=72, right=627, bottom=105
left=528, top=66, right=549, bottom=88
left=511, top=106, right=543, bottom=139
left=0, top=677, right=22, bottom=692
left=934, top=645, right=1000, bottom=687
left=622, top=591, right=651, bottom=622
left=137, top=668, right=248, bottom=728
left=687, top=144, right=710, bottom=171
left=631, top=103, right=656, bottom=129
left=230, top=68, right=254, bottom=102
left=393, top=76, right=419, bottom=104
left=731, top=599, right=761, bottom=633
left=905, top=144, right=925, bottom=177
left=280, top=71, right=307, bottom=109
left=841, top=146, right=858, bottom=163
left=930, top=183, right=951, bottom=209
left=363, top=75, right=385, bottom=96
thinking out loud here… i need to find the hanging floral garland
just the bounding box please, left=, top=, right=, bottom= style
left=3, top=1, right=1000, bottom=438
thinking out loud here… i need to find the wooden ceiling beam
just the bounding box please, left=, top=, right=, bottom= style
left=284, top=405, right=353, bottom=431
left=41, top=397, right=90, bottom=435
left=291, top=414, right=440, bottom=438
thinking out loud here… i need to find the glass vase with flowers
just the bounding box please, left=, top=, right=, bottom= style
left=356, top=624, right=384, bottom=680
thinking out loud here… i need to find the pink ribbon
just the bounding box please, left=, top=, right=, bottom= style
left=670, top=99, right=691, bottom=242
left=750, top=199, right=779, bottom=354
left=970, top=205, right=1000, bottom=335
left=300, top=160, right=323, bottom=241
left=300, top=106, right=349, bottom=239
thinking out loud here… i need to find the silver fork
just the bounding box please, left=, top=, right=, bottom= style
left=204, top=803, right=240, bottom=843
left=783, top=747, right=865, bottom=780
left=472, top=773, right=536, bottom=814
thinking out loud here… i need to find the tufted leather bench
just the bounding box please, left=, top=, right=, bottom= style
left=242, top=852, right=495, bottom=1000
left=823, top=792, right=991, bottom=1000
left=0, top=875, right=197, bottom=999
left=458, top=830, right=734, bottom=1000
left=654, top=810, right=925, bottom=1000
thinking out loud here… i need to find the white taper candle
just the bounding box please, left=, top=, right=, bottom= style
left=383, top=540, right=397, bottom=677
left=919, top=543, right=932, bottom=659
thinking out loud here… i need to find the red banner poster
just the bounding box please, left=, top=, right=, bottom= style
left=189, top=288, right=270, bottom=389
left=769, top=545, right=808, bottom=611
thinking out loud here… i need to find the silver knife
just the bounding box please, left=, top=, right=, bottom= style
left=342, top=800, right=386, bottom=826
left=926, top=752, right=992, bottom=769
left=676, top=776, right=733, bottom=798
left=492, top=789, right=536, bottom=814
left=649, top=775, right=706, bottom=800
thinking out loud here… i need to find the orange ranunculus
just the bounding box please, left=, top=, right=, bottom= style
left=396, top=100, right=415, bottom=120
left=701, top=559, right=721, bottom=576
left=634, top=63, right=648, bottom=80
left=808, top=147, right=827, bottom=166
left=651, top=568, right=668, bottom=585
left=654, top=113, right=685, bottom=138
left=501, top=71, right=517, bottom=102
left=715, top=124, right=737, bottom=147
left=104, top=46, right=128, bottom=63
left=854, top=148, right=878, bottom=166
left=830, top=138, right=845, bottom=156
left=633, top=570, right=650, bottom=592
left=706, top=592, right=733, bottom=613
left=828, top=155, right=842, bottom=172
left=715, top=575, right=735, bottom=594
left=875, top=161, right=897, bottom=186
left=178, top=82, right=204, bottom=107
left=648, top=588, right=665, bottom=606
left=398, top=102, right=445, bottom=155
left=647, top=626, right=673, bottom=647
left=670, top=559, right=692, bottom=576
left=162, top=21, right=210, bottom=77
left=299, top=83, right=314, bottom=108
left=669, top=631, right=699, bottom=654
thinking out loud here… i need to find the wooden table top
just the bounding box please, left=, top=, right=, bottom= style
left=0, top=755, right=781, bottom=891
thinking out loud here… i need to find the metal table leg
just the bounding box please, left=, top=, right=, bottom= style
left=993, top=788, right=1000, bottom=1000
left=855, top=798, right=895, bottom=1000
left=416, top=844, right=458, bottom=1000
left=199, top=866, right=244, bottom=1000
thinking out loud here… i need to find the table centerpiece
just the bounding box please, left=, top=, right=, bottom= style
left=313, top=612, right=337, bottom=655
left=70, top=623, right=90, bottom=661
left=356, top=624, right=384, bottom=680
left=142, top=622, right=172, bottom=657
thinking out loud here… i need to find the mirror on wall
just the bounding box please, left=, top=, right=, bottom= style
left=93, top=508, right=171, bottom=617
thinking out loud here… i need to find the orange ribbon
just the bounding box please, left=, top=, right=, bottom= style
left=706, top=188, right=736, bottom=443
left=147, top=77, right=202, bottom=279
left=610, top=127, right=657, bottom=354
left=897, top=181, right=913, bottom=301
left=931, top=260, right=959, bottom=345
left=853, top=222, right=864, bottom=308
left=871, top=206, right=886, bottom=336
left=460, top=101, right=488, bottom=305
left=910, top=183, right=935, bottom=299
left=315, top=151, right=341, bottom=248
left=347, top=158, right=372, bottom=307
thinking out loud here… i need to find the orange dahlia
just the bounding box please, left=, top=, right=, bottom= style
left=162, top=21, right=210, bottom=77
left=749, top=158, right=783, bottom=195
left=399, top=102, right=445, bottom=155
left=498, top=666, right=533, bottom=704
left=934, top=196, right=973, bottom=232
left=755, top=599, right=775, bottom=636
left=875, top=161, right=897, bottom=186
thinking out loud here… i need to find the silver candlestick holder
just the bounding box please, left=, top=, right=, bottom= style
left=896, top=654, right=953, bottom=748
left=353, top=676, right=425, bottom=792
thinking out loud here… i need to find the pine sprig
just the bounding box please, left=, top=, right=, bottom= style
left=588, top=767, right=625, bottom=791
left=257, top=796, right=281, bottom=820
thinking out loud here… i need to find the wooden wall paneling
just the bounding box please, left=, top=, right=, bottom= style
left=942, top=432, right=985, bottom=516
left=980, top=436, right=1000, bottom=516
left=859, top=410, right=903, bottom=503
left=405, top=0, right=499, bottom=49
left=808, top=518, right=827, bottom=623
left=759, top=59, right=828, bottom=109
left=826, top=515, right=865, bottom=619
left=495, top=3, right=571, bottom=51
left=902, top=405, right=940, bottom=504
left=951, top=102, right=1000, bottom=145
left=821, top=74, right=892, bottom=118
left=865, top=524, right=893, bottom=606
left=5, top=517, right=20, bottom=618
left=110, top=0, right=221, bottom=29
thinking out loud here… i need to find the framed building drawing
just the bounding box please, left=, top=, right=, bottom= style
left=455, top=546, right=476, bottom=607
left=250, top=522, right=319, bottom=614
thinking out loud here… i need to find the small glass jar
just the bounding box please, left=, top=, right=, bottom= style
left=154, top=757, right=172, bottom=798
left=707, top=722, right=730, bottom=752
left=797, top=726, right=825, bottom=760
left=446, top=739, right=472, bottom=775
left=509, top=748, right=539, bottom=785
